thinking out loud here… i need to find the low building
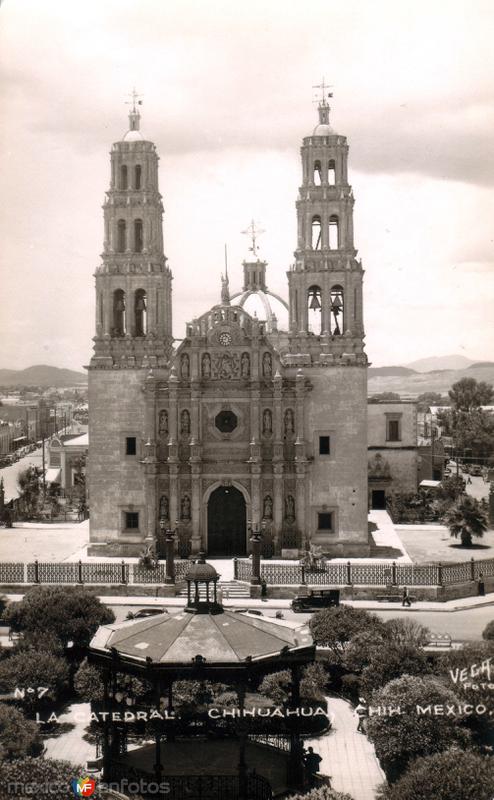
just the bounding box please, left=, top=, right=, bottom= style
left=48, top=433, right=88, bottom=496
left=367, top=400, right=418, bottom=508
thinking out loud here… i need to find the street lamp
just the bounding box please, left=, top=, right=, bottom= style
left=160, top=516, right=176, bottom=585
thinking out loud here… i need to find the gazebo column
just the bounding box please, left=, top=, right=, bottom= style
left=101, top=669, right=112, bottom=781
left=236, top=683, right=248, bottom=800
left=153, top=681, right=163, bottom=782
left=167, top=680, right=176, bottom=742
left=288, top=664, right=305, bottom=789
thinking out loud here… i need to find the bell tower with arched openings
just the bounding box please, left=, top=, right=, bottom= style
left=288, top=86, right=365, bottom=356
left=90, top=93, right=173, bottom=369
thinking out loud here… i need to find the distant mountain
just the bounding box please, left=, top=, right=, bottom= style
left=368, top=366, right=417, bottom=377
left=404, top=355, right=475, bottom=373
left=368, top=363, right=494, bottom=397
left=468, top=362, right=494, bottom=369
left=0, top=365, right=87, bottom=387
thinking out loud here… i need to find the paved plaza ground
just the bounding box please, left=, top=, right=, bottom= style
left=396, top=523, right=494, bottom=563
left=0, top=520, right=90, bottom=562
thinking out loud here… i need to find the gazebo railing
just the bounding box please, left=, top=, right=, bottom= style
left=108, top=761, right=272, bottom=799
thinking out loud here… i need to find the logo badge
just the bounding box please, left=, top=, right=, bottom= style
left=71, top=777, right=96, bottom=797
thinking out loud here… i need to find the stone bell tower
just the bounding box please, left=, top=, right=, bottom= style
left=288, top=89, right=365, bottom=355
left=87, top=96, right=173, bottom=551
left=284, top=87, right=370, bottom=556
left=90, top=94, right=173, bottom=369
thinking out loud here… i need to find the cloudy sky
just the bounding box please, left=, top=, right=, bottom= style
left=1, top=0, right=493, bottom=370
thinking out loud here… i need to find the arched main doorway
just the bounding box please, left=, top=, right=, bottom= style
left=207, top=486, right=247, bottom=556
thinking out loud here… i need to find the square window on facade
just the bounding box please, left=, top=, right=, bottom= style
left=387, top=420, right=401, bottom=442
left=125, top=512, right=139, bottom=529
left=319, top=435, right=330, bottom=455
left=125, top=437, right=137, bottom=456
left=318, top=512, right=333, bottom=530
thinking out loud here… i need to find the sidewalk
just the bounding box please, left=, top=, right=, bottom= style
left=5, top=592, right=494, bottom=613
left=305, top=696, right=385, bottom=800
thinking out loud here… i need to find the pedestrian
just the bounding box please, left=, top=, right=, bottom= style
left=355, top=697, right=368, bottom=733
left=478, top=572, right=485, bottom=597
left=402, top=586, right=412, bottom=607
left=467, top=475, right=472, bottom=485
left=260, top=579, right=267, bottom=600
left=303, top=746, right=322, bottom=786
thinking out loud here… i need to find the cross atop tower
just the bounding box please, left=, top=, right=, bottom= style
left=312, top=78, right=333, bottom=125
left=125, top=88, right=143, bottom=131
left=241, top=219, right=265, bottom=259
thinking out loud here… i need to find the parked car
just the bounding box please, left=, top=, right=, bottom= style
left=291, top=589, right=340, bottom=613
left=470, top=465, right=482, bottom=476
left=126, top=608, right=168, bottom=619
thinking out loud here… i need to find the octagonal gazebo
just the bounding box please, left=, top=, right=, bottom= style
left=88, top=555, right=318, bottom=799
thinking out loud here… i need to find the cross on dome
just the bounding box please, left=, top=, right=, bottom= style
left=241, top=219, right=265, bottom=259
left=125, top=88, right=143, bottom=132
left=312, top=78, right=333, bottom=126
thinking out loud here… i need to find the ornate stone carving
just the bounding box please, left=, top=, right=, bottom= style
left=180, top=409, right=191, bottom=436
left=158, top=409, right=168, bottom=436
left=181, top=494, right=191, bottom=520
left=241, top=352, right=250, bottom=378
left=262, top=409, right=273, bottom=436
left=211, top=352, right=240, bottom=379
left=262, top=352, right=273, bottom=377
left=368, top=453, right=391, bottom=479
left=263, top=494, right=273, bottom=519
left=284, top=408, right=295, bottom=437
left=201, top=352, right=211, bottom=378
left=180, top=353, right=190, bottom=379
left=285, top=494, right=296, bottom=522
left=159, top=494, right=169, bottom=520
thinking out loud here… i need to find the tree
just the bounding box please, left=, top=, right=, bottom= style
left=287, top=787, right=354, bottom=800
left=416, top=392, right=446, bottom=411
left=309, top=606, right=385, bottom=664
left=449, top=378, right=493, bottom=412
left=342, top=619, right=430, bottom=681
left=366, top=675, right=470, bottom=781
left=376, top=749, right=494, bottom=800
left=16, top=466, right=43, bottom=519
left=435, top=475, right=466, bottom=507
left=482, top=620, right=494, bottom=640
left=3, top=586, right=115, bottom=649
left=369, top=392, right=401, bottom=402
left=382, top=619, right=430, bottom=648
left=0, top=757, right=104, bottom=800
left=360, top=643, right=429, bottom=698
left=74, top=658, right=152, bottom=704
left=0, top=703, right=42, bottom=761
left=0, top=649, right=69, bottom=710
left=444, top=495, right=489, bottom=547
left=258, top=670, right=292, bottom=705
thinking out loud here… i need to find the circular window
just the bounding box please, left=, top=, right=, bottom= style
left=215, top=410, right=238, bottom=433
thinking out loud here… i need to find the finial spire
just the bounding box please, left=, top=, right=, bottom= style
left=312, top=78, right=333, bottom=125
left=241, top=219, right=265, bottom=259
left=125, top=88, right=143, bottom=131
left=221, top=256, right=230, bottom=305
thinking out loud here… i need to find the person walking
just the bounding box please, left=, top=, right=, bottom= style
left=355, top=698, right=368, bottom=733
left=402, top=586, right=412, bottom=607
left=303, top=746, right=322, bottom=787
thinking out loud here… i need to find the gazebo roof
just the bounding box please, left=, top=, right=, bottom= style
left=90, top=610, right=313, bottom=667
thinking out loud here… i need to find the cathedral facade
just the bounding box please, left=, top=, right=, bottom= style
left=87, top=96, right=370, bottom=558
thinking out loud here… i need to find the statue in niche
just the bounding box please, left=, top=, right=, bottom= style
left=241, top=352, right=250, bottom=378
left=263, top=495, right=273, bottom=520
left=262, top=409, right=272, bottom=435
left=181, top=494, right=191, bottom=520
left=285, top=494, right=295, bottom=523
left=159, top=495, right=169, bottom=521
left=180, top=353, right=190, bottom=379
left=158, top=410, right=168, bottom=437
left=262, top=352, right=272, bottom=377
left=202, top=353, right=211, bottom=378
left=180, top=409, right=191, bottom=436
left=284, top=408, right=295, bottom=436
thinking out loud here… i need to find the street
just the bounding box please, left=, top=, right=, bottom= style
left=106, top=602, right=494, bottom=641
left=0, top=445, right=44, bottom=504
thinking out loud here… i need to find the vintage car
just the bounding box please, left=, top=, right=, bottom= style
left=291, top=589, right=340, bottom=613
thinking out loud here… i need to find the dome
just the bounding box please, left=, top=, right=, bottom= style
left=312, top=122, right=335, bottom=136
left=123, top=129, right=144, bottom=142
left=185, top=554, right=218, bottom=582
left=241, top=291, right=289, bottom=331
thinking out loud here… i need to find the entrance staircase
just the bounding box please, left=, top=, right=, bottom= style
left=178, top=580, right=250, bottom=600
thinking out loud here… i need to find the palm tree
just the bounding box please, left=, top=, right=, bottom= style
left=444, top=495, right=489, bottom=547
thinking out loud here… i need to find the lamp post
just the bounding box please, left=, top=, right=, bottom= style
left=160, top=516, right=176, bottom=585
left=249, top=520, right=262, bottom=586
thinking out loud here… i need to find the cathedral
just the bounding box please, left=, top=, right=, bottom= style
left=87, top=93, right=370, bottom=558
